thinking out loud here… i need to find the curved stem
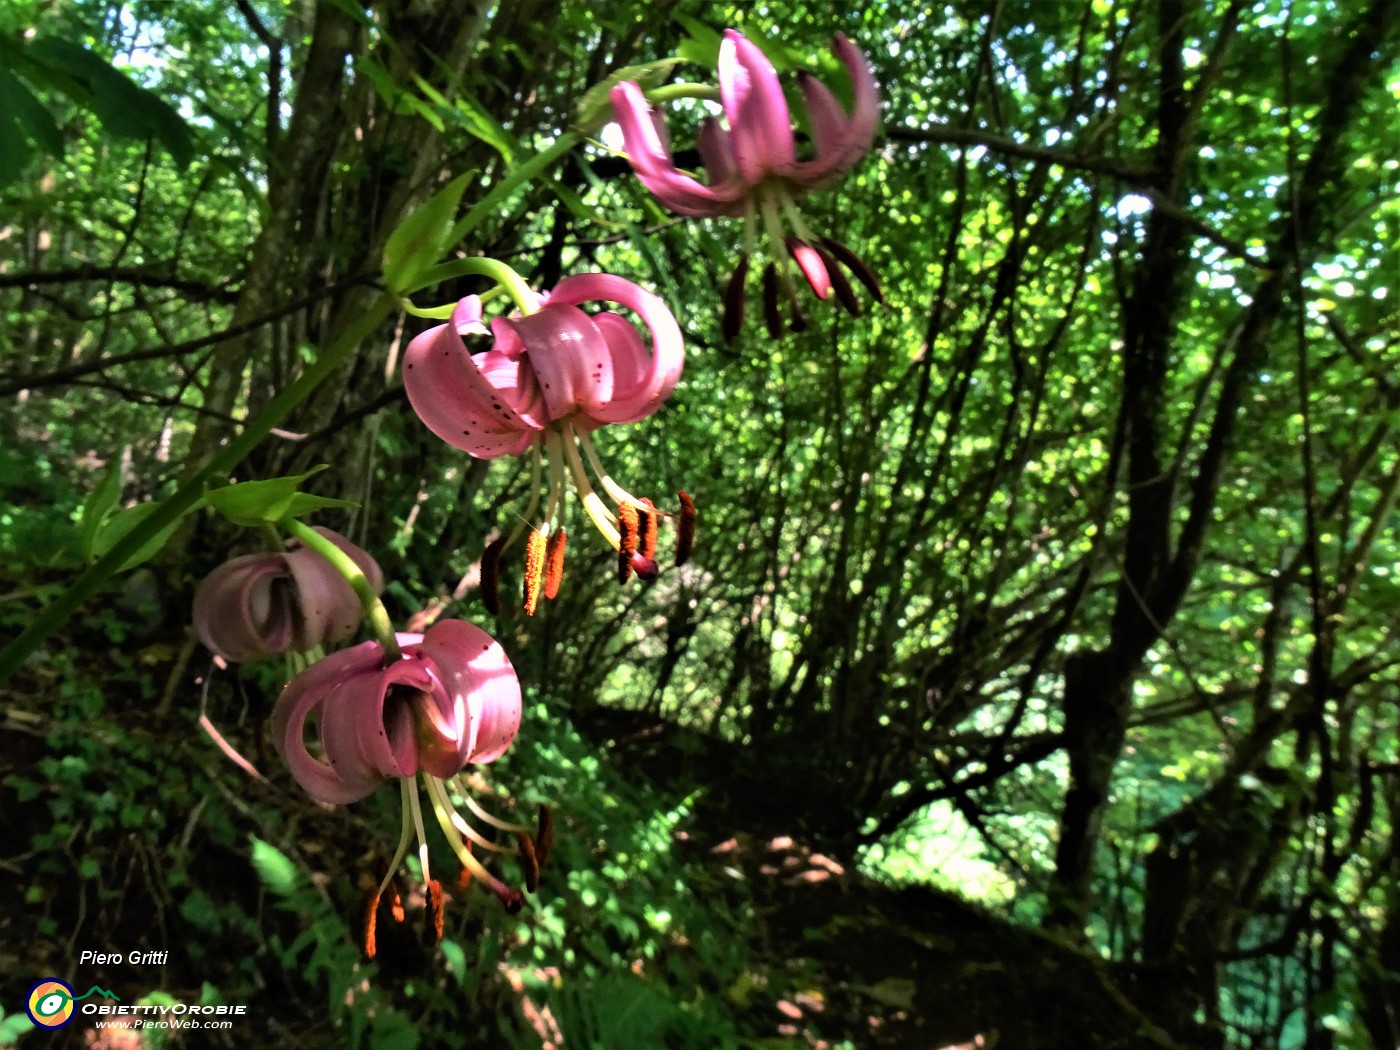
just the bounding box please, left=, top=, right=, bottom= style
left=283, top=518, right=401, bottom=662
left=407, top=257, right=537, bottom=315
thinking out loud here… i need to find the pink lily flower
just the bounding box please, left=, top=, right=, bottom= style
left=610, top=29, right=882, bottom=339
left=271, top=619, right=547, bottom=949
left=193, top=527, right=384, bottom=663
left=403, top=275, right=696, bottom=614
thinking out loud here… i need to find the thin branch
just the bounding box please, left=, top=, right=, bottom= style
left=0, top=265, right=241, bottom=303
left=1, top=275, right=373, bottom=398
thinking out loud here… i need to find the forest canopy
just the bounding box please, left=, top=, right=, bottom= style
left=2, top=1, right=1399, bottom=1047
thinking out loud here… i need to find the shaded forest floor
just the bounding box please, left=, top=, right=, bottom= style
left=2, top=621, right=1198, bottom=1050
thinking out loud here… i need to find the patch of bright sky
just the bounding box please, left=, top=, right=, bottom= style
left=1115, top=194, right=1153, bottom=220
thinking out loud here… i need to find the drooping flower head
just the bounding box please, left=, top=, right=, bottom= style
left=193, top=527, right=384, bottom=663
left=610, top=29, right=882, bottom=339
left=404, top=274, right=696, bottom=614
left=271, top=619, right=546, bottom=951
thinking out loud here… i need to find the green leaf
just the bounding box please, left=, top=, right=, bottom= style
left=250, top=836, right=300, bottom=898
left=449, top=90, right=516, bottom=164
left=25, top=37, right=194, bottom=167
left=90, top=499, right=201, bottom=573
left=280, top=492, right=358, bottom=518
left=203, top=466, right=332, bottom=526
left=0, top=60, right=61, bottom=155
left=573, top=57, right=682, bottom=134
left=382, top=170, right=475, bottom=294
left=79, top=465, right=124, bottom=559
left=0, top=1009, right=37, bottom=1042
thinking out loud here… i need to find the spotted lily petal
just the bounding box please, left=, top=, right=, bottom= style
left=285, top=527, right=384, bottom=650
left=547, top=273, right=684, bottom=426
left=403, top=320, right=541, bottom=459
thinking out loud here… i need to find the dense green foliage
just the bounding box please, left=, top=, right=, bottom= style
left=2, top=0, right=1399, bottom=1047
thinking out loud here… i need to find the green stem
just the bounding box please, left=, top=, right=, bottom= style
left=283, top=519, right=400, bottom=663
left=406, top=258, right=536, bottom=315
left=643, top=83, right=721, bottom=105
left=0, top=290, right=401, bottom=685
left=447, top=132, right=582, bottom=248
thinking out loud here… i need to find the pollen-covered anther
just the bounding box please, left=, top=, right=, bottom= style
left=515, top=831, right=540, bottom=893
left=360, top=889, right=380, bottom=960
left=639, top=498, right=659, bottom=561
left=480, top=536, right=506, bottom=615
left=617, top=503, right=640, bottom=583
left=425, top=880, right=445, bottom=944
left=543, top=529, right=567, bottom=600
left=676, top=491, right=696, bottom=566
left=523, top=530, right=547, bottom=615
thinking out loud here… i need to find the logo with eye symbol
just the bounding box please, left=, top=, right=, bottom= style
left=25, top=979, right=121, bottom=1028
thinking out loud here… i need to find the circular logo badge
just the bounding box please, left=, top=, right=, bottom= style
left=26, top=978, right=76, bottom=1029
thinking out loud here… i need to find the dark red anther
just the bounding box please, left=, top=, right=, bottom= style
left=515, top=831, right=540, bottom=893
left=820, top=237, right=883, bottom=303
left=722, top=255, right=751, bottom=343
left=535, top=806, right=554, bottom=870
left=480, top=536, right=506, bottom=615
left=761, top=262, right=783, bottom=338
left=818, top=245, right=861, bottom=315
left=675, top=491, right=696, bottom=566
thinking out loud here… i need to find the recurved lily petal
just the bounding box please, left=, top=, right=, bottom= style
left=495, top=306, right=615, bottom=422
left=194, top=529, right=383, bottom=663
left=272, top=639, right=389, bottom=804
left=789, top=33, right=881, bottom=187
left=414, top=617, right=521, bottom=764
left=285, top=527, right=385, bottom=650
left=403, top=323, right=540, bottom=459
left=719, top=29, right=796, bottom=184
left=194, top=555, right=293, bottom=663
left=547, top=273, right=683, bottom=426
left=608, top=82, right=747, bottom=218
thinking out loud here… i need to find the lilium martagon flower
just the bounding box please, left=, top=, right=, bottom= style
left=193, top=527, right=385, bottom=663
left=610, top=29, right=882, bottom=340
left=403, top=276, right=696, bottom=617
left=270, top=618, right=550, bottom=956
